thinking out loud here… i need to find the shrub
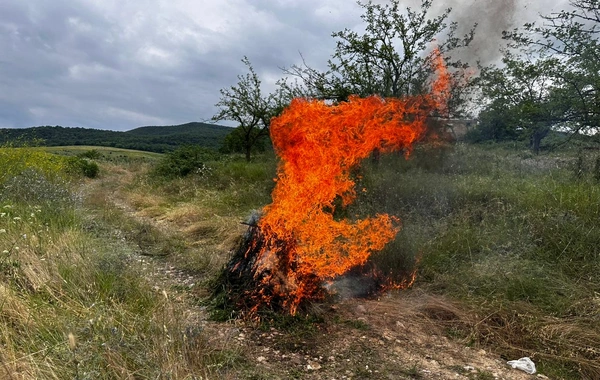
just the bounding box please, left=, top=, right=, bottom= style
left=67, top=157, right=100, bottom=178
left=151, top=145, right=217, bottom=179
left=0, top=168, right=78, bottom=207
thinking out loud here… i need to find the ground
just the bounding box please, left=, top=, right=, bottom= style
left=87, top=164, right=549, bottom=380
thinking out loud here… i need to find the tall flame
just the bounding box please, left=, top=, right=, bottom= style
left=245, top=50, right=450, bottom=315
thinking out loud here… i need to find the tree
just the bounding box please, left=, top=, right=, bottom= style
left=220, top=125, right=270, bottom=155
left=282, top=0, right=476, bottom=117
left=213, top=57, right=286, bottom=161
left=496, top=0, right=600, bottom=142
left=476, top=53, right=561, bottom=152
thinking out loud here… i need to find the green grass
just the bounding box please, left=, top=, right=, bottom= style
left=355, top=143, right=600, bottom=379
left=144, top=153, right=277, bottom=215
left=43, top=145, right=163, bottom=164
left=3, top=143, right=600, bottom=378
left=138, top=142, right=600, bottom=378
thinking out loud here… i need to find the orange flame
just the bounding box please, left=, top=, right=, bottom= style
left=247, top=50, right=450, bottom=315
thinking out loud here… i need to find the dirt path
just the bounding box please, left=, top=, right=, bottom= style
left=84, top=166, right=548, bottom=380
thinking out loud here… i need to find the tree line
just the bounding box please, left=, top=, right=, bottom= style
left=214, top=0, right=600, bottom=159
left=0, top=123, right=231, bottom=153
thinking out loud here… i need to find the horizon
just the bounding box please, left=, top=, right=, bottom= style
left=0, top=120, right=234, bottom=133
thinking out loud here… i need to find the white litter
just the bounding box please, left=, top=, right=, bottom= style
left=507, top=357, right=536, bottom=374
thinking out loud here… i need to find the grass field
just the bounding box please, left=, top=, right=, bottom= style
left=1, top=143, right=599, bottom=379
left=43, top=145, right=163, bottom=162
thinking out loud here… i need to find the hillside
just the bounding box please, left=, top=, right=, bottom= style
left=0, top=122, right=231, bottom=152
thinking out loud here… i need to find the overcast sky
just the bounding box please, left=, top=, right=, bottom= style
left=0, top=0, right=568, bottom=131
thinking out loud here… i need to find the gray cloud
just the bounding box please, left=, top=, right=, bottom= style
left=0, top=0, right=571, bottom=130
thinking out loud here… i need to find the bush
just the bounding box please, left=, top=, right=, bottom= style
left=151, top=145, right=218, bottom=179
left=67, top=157, right=100, bottom=178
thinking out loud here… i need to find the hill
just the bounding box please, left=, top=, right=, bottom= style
left=0, top=122, right=232, bottom=152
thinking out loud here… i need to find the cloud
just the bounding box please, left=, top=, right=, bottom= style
left=0, top=0, right=572, bottom=130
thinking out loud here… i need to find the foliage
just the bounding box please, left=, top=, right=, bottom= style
left=282, top=0, right=476, bottom=116
left=77, top=149, right=101, bottom=159
left=477, top=0, right=600, bottom=151
left=476, top=54, right=560, bottom=152
left=0, top=169, right=79, bottom=210
left=0, top=146, right=70, bottom=185
left=213, top=57, right=287, bottom=161
left=220, top=125, right=271, bottom=155
left=509, top=0, right=600, bottom=134
left=151, top=145, right=217, bottom=179
left=67, top=156, right=100, bottom=178
left=467, top=101, right=521, bottom=142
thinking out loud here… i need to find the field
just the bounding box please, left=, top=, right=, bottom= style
left=42, top=146, right=163, bottom=161
left=0, top=142, right=599, bottom=379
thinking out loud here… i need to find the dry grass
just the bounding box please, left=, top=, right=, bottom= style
left=0, top=152, right=252, bottom=379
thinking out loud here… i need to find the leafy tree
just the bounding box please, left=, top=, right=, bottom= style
left=282, top=0, right=476, bottom=117
left=477, top=53, right=561, bottom=152
left=220, top=126, right=270, bottom=155
left=479, top=0, right=600, bottom=150
left=213, top=57, right=286, bottom=161
left=471, top=100, right=520, bottom=142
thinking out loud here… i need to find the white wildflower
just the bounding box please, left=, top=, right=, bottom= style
left=12, top=217, right=21, bottom=221
left=2, top=250, right=8, bottom=254
left=0, top=213, right=5, bottom=217
left=0, top=229, right=5, bottom=233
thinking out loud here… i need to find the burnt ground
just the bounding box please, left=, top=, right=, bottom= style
left=87, top=167, right=549, bottom=380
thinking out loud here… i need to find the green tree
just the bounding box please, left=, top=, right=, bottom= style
left=486, top=0, right=600, bottom=147
left=477, top=53, right=561, bottom=152
left=212, top=57, right=286, bottom=161
left=283, top=0, right=476, bottom=116
left=220, top=126, right=270, bottom=155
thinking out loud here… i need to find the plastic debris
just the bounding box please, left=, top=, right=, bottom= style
left=507, top=357, right=536, bottom=374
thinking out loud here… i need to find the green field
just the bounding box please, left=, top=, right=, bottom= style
left=1, top=143, right=599, bottom=379
left=42, top=145, right=163, bottom=160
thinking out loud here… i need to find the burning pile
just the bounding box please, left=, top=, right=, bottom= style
left=213, top=53, right=450, bottom=316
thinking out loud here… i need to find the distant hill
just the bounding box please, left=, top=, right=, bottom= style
left=0, top=122, right=232, bottom=153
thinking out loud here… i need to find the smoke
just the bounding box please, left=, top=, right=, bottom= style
left=439, top=0, right=571, bottom=66
left=446, top=0, right=518, bottom=66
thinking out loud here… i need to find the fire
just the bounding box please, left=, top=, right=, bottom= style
left=231, top=50, right=450, bottom=315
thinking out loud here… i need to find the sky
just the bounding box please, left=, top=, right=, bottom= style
left=0, top=0, right=569, bottom=131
